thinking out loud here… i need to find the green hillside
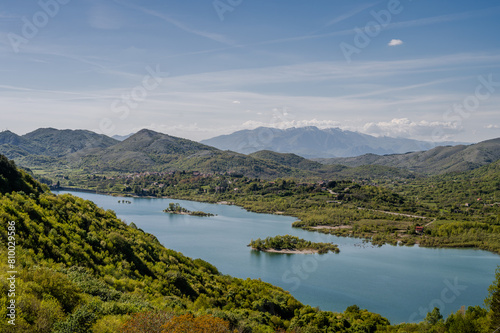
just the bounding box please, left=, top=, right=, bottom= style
left=318, top=138, right=500, bottom=175
left=249, top=150, right=324, bottom=170
left=1, top=156, right=499, bottom=332
left=0, top=156, right=392, bottom=332
left=0, top=128, right=118, bottom=159
left=6, top=128, right=500, bottom=181
left=0, top=131, right=37, bottom=159
left=74, top=130, right=305, bottom=178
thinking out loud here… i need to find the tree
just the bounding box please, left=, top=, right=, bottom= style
left=487, top=267, right=500, bottom=330
left=425, top=307, right=443, bottom=326
left=121, top=311, right=173, bottom=333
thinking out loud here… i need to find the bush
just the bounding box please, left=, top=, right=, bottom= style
left=120, top=311, right=173, bottom=333
left=161, top=314, right=233, bottom=333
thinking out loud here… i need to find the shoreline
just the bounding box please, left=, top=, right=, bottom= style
left=55, top=188, right=500, bottom=256
left=251, top=247, right=318, bottom=254
left=164, top=211, right=190, bottom=215
left=310, top=225, right=352, bottom=230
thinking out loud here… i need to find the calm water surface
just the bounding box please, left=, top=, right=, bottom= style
left=56, top=190, right=499, bottom=324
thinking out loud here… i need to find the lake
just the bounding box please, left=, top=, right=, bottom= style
left=56, top=190, right=499, bottom=324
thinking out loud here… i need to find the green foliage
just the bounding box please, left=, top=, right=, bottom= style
left=249, top=235, right=339, bottom=254
left=164, top=203, right=214, bottom=217
left=120, top=311, right=173, bottom=333
left=425, top=307, right=443, bottom=326
left=1, top=154, right=499, bottom=332
left=487, top=267, right=500, bottom=330
left=0, top=155, right=44, bottom=195
left=0, top=154, right=386, bottom=332
left=53, top=300, right=101, bottom=333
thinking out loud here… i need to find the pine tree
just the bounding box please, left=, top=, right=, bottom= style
left=487, top=267, right=500, bottom=331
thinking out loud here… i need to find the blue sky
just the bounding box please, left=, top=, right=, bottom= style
left=0, top=0, right=499, bottom=143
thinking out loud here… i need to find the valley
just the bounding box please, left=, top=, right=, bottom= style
left=1, top=128, right=500, bottom=332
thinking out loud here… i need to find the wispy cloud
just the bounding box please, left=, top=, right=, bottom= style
left=323, top=2, right=381, bottom=28
left=115, top=1, right=235, bottom=46
left=388, top=6, right=500, bottom=30
left=88, top=4, right=124, bottom=30
left=161, top=52, right=500, bottom=91
left=239, top=6, right=500, bottom=50
left=0, top=11, right=19, bottom=19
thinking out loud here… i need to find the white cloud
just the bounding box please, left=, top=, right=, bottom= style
left=232, top=100, right=241, bottom=104
left=360, top=118, right=463, bottom=140
left=388, top=39, right=403, bottom=46
left=485, top=124, right=500, bottom=129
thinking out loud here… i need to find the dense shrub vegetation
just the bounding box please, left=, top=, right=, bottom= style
left=249, top=235, right=339, bottom=254
left=1, top=155, right=500, bottom=332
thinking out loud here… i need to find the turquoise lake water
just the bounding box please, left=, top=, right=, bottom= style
left=56, top=190, right=500, bottom=324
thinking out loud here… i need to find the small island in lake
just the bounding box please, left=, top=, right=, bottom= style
left=248, top=235, right=339, bottom=254
left=163, top=202, right=214, bottom=217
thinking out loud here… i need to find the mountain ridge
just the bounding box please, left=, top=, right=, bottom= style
left=316, top=137, right=500, bottom=174
left=1, top=127, right=499, bottom=178
left=200, top=126, right=465, bottom=158
left=0, top=128, right=119, bottom=158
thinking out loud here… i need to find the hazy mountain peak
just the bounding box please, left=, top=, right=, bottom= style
left=201, top=126, right=459, bottom=158
left=0, top=128, right=118, bottom=158
left=112, top=133, right=134, bottom=141
left=0, top=130, right=24, bottom=145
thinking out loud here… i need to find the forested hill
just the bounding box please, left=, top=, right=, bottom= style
left=0, top=155, right=391, bottom=332
left=0, top=129, right=313, bottom=178
left=0, top=129, right=414, bottom=180
left=0, top=128, right=118, bottom=158
left=316, top=137, right=500, bottom=175
left=249, top=150, right=324, bottom=170
left=2, top=128, right=500, bottom=179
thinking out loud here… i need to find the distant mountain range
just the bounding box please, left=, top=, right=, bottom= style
left=0, top=128, right=307, bottom=178
left=1, top=128, right=499, bottom=178
left=200, top=126, right=463, bottom=158
left=315, top=137, right=500, bottom=174
left=112, top=133, right=134, bottom=141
